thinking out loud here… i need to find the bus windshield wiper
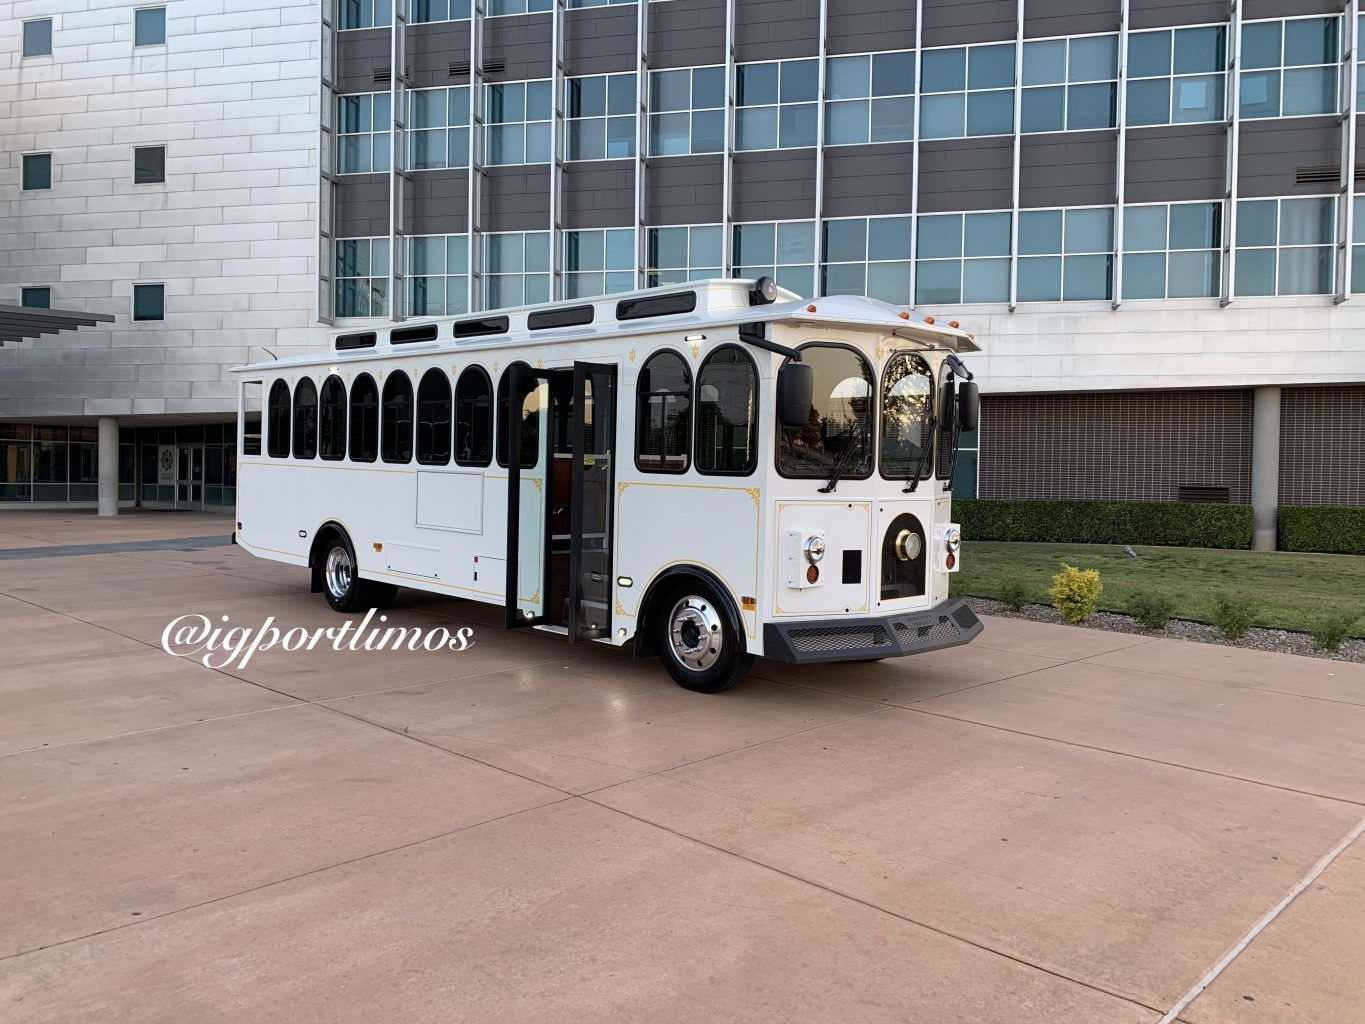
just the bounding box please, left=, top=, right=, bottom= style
left=903, top=414, right=937, bottom=493
left=818, top=416, right=869, bottom=494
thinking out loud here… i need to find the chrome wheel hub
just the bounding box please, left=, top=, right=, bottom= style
left=324, top=545, right=353, bottom=599
left=668, top=596, right=723, bottom=672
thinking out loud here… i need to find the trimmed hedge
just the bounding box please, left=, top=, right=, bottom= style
left=954, top=498, right=1253, bottom=549
left=1279, top=505, right=1365, bottom=556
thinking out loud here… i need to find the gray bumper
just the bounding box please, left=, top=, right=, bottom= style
left=762, top=597, right=983, bottom=664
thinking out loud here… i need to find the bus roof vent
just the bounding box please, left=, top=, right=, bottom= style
left=390, top=324, right=439, bottom=344
left=453, top=315, right=510, bottom=339
left=528, top=304, right=594, bottom=330
left=336, top=331, right=377, bottom=351
left=616, top=290, right=697, bottom=321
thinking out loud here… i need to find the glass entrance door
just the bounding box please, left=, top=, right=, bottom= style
left=175, top=445, right=204, bottom=509
left=504, top=364, right=552, bottom=629
left=568, top=362, right=616, bottom=643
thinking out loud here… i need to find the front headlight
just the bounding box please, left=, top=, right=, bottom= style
left=894, top=529, right=922, bottom=562
left=944, top=526, right=961, bottom=553
left=803, top=535, right=826, bottom=564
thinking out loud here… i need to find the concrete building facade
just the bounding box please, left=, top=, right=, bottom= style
left=2, top=0, right=1363, bottom=541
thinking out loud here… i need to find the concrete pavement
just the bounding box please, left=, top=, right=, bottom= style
left=0, top=510, right=1361, bottom=1023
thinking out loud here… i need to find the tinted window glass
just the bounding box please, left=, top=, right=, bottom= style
left=266, top=379, right=290, bottom=458
left=319, top=375, right=346, bottom=460
left=381, top=371, right=414, bottom=463
left=777, top=345, right=875, bottom=479
left=636, top=350, right=691, bottom=473
left=292, top=377, right=318, bottom=460
left=416, top=369, right=452, bottom=465
left=695, top=347, right=758, bottom=475
left=348, top=373, right=379, bottom=462
left=455, top=367, right=493, bottom=466
left=880, top=353, right=934, bottom=479
left=496, top=362, right=541, bottom=469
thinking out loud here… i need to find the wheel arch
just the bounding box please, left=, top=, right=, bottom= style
left=308, top=520, right=353, bottom=594
left=633, top=564, right=747, bottom=660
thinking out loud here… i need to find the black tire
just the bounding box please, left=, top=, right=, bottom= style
left=319, top=532, right=381, bottom=613
left=656, top=582, right=753, bottom=693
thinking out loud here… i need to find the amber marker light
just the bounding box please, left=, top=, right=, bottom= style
left=898, top=311, right=910, bottom=320
left=923, top=315, right=935, bottom=324
left=806, top=564, right=819, bottom=584
left=806, top=304, right=817, bottom=312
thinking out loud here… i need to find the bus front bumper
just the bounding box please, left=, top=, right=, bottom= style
left=761, top=597, right=983, bottom=664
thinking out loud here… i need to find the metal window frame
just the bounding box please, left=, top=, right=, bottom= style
left=907, top=0, right=924, bottom=308
left=1008, top=0, right=1024, bottom=311
left=1221, top=0, right=1244, bottom=306
left=1336, top=0, right=1360, bottom=303
left=721, top=0, right=737, bottom=274
left=388, top=0, right=410, bottom=321
left=468, top=0, right=488, bottom=311
left=813, top=0, right=829, bottom=294
left=633, top=0, right=650, bottom=287
left=1113, top=0, right=1131, bottom=309
left=317, top=0, right=340, bottom=324
left=551, top=0, right=568, bottom=299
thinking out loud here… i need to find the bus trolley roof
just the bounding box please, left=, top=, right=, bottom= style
left=234, top=279, right=979, bottom=375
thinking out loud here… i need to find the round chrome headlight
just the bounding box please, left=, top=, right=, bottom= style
left=894, top=529, right=922, bottom=562
left=944, top=526, right=962, bottom=552
left=803, top=535, right=826, bottom=564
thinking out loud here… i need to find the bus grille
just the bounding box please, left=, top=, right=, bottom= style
left=894, top=615, right=957, bottom=646
left=788, top=624, right=895, bottom=653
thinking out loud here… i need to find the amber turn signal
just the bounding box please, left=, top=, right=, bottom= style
left=806, top=564, right=819, bottom=584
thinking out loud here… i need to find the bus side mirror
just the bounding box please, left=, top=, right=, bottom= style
left=777, top=361, right=814, bottom=429
left=957, top=380, right=980, bottom=432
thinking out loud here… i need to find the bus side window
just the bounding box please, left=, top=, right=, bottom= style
left=292, top=377, right=318, bottom=460
left=495, top=361, right=539, bottom=469
left=319, top=375, right=347, bottom=461
left=636, top=349, right=691, bottom=474
left=455, top=366, right=493, bottom=467
left=695, top=345, right=758, bottom=476
left=267, top=379, right=291, bottom=458
left=416, top=368, right=452, bottom=466
left=381, top=371, right=414, bottom=464
left=349, top=373, right=379, bottom=463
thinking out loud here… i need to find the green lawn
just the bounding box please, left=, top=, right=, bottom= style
left=951, top=542, right=1365, bottom=637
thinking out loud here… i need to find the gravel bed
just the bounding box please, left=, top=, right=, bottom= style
left=964, top=597, right=1365, bottom=664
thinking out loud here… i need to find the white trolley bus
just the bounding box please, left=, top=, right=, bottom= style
left=233, top=278, right=983, bottom=693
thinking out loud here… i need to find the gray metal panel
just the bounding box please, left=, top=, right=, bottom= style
left=336, top=28, right=390, bottom=93
left=1356, top=116, right=1365, bottom=193
left=1244, top=0, right=1338, bottom=18
left=821, top=143, right=915, bottom=217
left=649, top=0, right=727, bottom=70
left=1019, top=132, right=1118, bottom=207
left=409, top=23, right=472, bottom=89
left=824, top=0, right=917, bottom=56
left=645, top=155, right=724, bottom=224
left=1130, top=0, right=1231, bottom=30
left=407, top=170, right=470, bottom=234
left=336, top=176, right=390, bottom=237
left=1238, top=118, right=1339, bottom=199
left=1024, top=0, right=1120, bottom=38
left=484, top=166, right=552, bottom=231
left=735, top=0, right=820, bottom=62
left=485, top=14, right=553, bottom=81
left=563, top=6, right=637, bottom=75
left=732, top=150, right=817, bottom=222
left=1125, top=124, right=1226, bottom=202
left=562, top=161, right=636, bottom=228
left=918, top=137, right=1013, bottom=212
left=921, top=0, right=1017, bottom=47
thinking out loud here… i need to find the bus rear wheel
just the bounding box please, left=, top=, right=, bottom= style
left=658, top=585, right=752, bottom=693
left=320, top=533, right=396, bottom=613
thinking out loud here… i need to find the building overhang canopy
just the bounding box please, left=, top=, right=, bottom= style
left=0, top=305, right=116, bottom=345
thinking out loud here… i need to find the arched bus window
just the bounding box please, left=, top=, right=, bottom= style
left=292, top=377, right=318, bottom=460
left=636, top=349, right=691, bottom=474
left=880, top=352, right=934, bottom=481
left=455, top=366, right=493, bottom=467
left=266, top=379, right=290, bottom=458
left=695, top=346, right=758, bottom=476
left=777, top=344, right=875, bottom=479
left=381, top=370, right=414, bottom=464
left=348, top=372, right=379, bottom=463
left=416, top=368, right=452, bottom=466
left=495, top=361, right=541, bottom=469
left=319, top=375, right=347, bottom=461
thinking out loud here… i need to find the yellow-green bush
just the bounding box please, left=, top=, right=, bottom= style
left=1050, top=563, right=1103, bottom=623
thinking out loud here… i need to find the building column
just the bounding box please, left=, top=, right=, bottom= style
left=1250, top=386, right=1281, bottom=552
left=97, top=416, right=119, bottom=517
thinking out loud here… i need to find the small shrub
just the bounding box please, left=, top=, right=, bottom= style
left=998, top=579, right=1037, bottom=611
left=1050, top=563, right=1103, bottom=623
left=1212, top=595, right=1259, bottom=640
left=1308, top=612, right=1361, bottom=652
left=1127, top=591, right=1176, bottom=631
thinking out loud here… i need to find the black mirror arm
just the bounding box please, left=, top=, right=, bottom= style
left=943, top=353, right=973, bottom=381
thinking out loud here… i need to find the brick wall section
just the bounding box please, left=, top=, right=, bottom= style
left=1279, top=386, right=1365, bottom=507
left=978, top=390, right=1254, bottom=502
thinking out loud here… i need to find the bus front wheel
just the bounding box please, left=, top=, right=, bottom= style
left=658, top=585, right=752, bottom=694
left=319, top=533, right=396, bottom=613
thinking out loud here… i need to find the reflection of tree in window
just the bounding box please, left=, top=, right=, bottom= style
left=636, top=351, right=691, bottom=472
left=778, top=345, right=874, bottom=478
left=696, top=347, right=757, bottom=474
left=880, top=353, right=934, bottom=479
left=381, top=371, right=414, bottom=464
left=496, top=363, right=542, bottom=468
left=319, top=375, right=347, bottom=460
left=455, top=367, right=493, bottom=466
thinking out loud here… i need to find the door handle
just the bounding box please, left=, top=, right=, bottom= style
left=588, top=573, right=605, bottom=583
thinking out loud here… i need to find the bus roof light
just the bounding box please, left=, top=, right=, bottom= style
left=923, top=315, right=935, bottom=324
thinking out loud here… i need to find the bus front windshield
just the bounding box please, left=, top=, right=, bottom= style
left=777, top=344, right=875, bottom=479
left=880, top=352, right=934, bottom=480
